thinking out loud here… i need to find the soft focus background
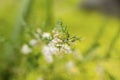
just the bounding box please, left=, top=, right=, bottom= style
left=0, top=0, right=120, bottom=80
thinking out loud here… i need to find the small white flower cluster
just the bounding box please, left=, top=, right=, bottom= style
left=42, top=43, right=72, bottom=63
left=21, top=28, right=49, bottom=51
left=42, top=28, right=72, bottom=63
left=21, top=22, right=80, bottom=63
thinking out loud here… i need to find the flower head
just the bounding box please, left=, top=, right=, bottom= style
left=42, top=32, right=51, bottom=39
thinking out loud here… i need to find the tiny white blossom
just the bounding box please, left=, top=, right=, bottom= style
left=48, top=41, right=54, bottom=47
left=36, top=28, right=42, bottom=34
left=42, top=32, right=51, bottom=39
left=63, top=44, right=72, bottom=54
left=66, top=61, right=74, bottom=70
left=48, top=41, right=60, bottom=54
left=52, top=38, right=62, bottom=44
left=53, top=33, right=61, bottom=38
left=42, top=46, right=52, bottom=55
left=49, top=45, right=59, bottom=55
left=55, top=44, right=62, bottom=47
left=37, top=77, right=44, bottom=80
left=21, top=44, right=32, bottom=54
left=45, top=55, right=53, bottom=63
left=29, top=39, right=38, bottom=46
left=42, top=45, right=53, bottom=63
left=42, top=44, right=59, bottom=63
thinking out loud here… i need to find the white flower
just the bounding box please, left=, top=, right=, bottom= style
left=52, top=38, right=62, bottom=44
left=29, top=39, right=38, bottom=46
left=48, top=41, right=55, bottom=47
left=66, top=61, right=74, bottom=70
left=42, top=45, right=52, bottom=56
left=42, top=45, right=53, bottom=63
left=36, top=28, right=42, bottom=34
left=55, top=44, right=62, bottom=48
left=42, top=44, right=59, bottom=63
left=53, top=33, right=61, bottom=38
left=63, top=44, right=72, bottom=54
left=37, top=77, right=44, bottom=80
left=21, top=44, right=32, bottom=54
left=42, top=32, right=51, bottom=39
left=45, top=55, right=53, bottom=63
left=49, top=45, right=59, bottom=55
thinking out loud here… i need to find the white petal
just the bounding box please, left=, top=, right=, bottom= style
left=29, top=39, right=37, bottom=46
left=21, top=44, right=32, bottom=54
left=45, top=55, right=53, bottom=63
left=64, top=44, right=72, bottom=54
left=36, top=28, right=42, bottom=34
left=42, top=46, right=52, bottom=56
left=42, top=32, right=50, bottom=39
left=66, top=61, right=74, bottom=69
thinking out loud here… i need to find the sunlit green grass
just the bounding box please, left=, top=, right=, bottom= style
left=0, top=0, right=120, bottom=80
left=54, top=1, right=120, bottom=79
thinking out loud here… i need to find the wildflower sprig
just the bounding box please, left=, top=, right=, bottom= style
left=21, top=20, right=80, bottom=63
left=54, top=20, right=80, bottom=46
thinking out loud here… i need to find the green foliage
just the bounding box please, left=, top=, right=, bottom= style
left=0, top=0, right=120, bottom=80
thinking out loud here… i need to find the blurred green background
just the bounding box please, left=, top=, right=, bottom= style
left=0, top=0, right=120, bottom=80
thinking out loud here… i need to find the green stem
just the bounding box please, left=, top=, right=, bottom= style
left=44, top=0, right=54, bottom=31
left=11, top=0, right=33, bottom=46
